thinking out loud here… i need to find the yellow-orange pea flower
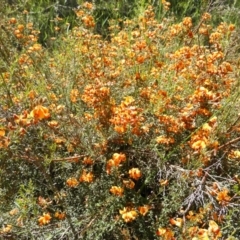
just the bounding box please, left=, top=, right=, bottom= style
left=0, top=128, right=5, bottom=137
left=123, top=179, right=135, bottom=189
left=129, top=168, right=141, bottom=180
left=66, top=177, right=79, bottom=187
left=47, top=120, right=59, bottom=128
left=170, top=217, right=183, bottom=228
left=216, top=189, right=231, bottom=205
left=109, top=186, right=124, bottom=196
left=112, top=153, right=126, bottom=165
left=55, top=211, right=66, bottom=220
left=9, top=208, right=19, bottom=216
left=138, top=205, right=150, bottom=216
left=208, top=220, right=221, bottom=237
left=82, top=157, right=94, bottom=165
left=106, top=153, right=126, bottom=174
left=9, top=18, right=17, bottom=24
left=30, top=105, right=50, bottom=120
left=1, top=224, right=12, bottom=233
left=38, top=213, right=51, bottom=226
left=119, top=208, right=138, bottom=223
left=156, top=227, right=175, bottom=238
left=79, top=170, right=94, bottom=183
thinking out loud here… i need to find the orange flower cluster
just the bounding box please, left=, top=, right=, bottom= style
left=38, top=213, right=51, bottom=226
left=82, top=157, right=94, bottom=165
left=79, top=170, right=94, bottom=183
left=106, top=153, right=126, bottom=174
left=119, top=204, right=150, bottom=223
left=110, top=96, right=144, bottom=135
left=119, top=207, right=138, bottom=223
left=81, top=84, right=112, bottom=126
left=161, top=0, right=171, bottom=11
left=55, top=211, right=66, bottom=220
left=129, top=168, right=141, bottom=180
left=216, top=189, right=231, bottom=206
left=156, top=227, right=175, bottom=239
left=169, top=217, right=183, bottom=228
left=190, top=117, right=218, bottom=153
left=158, top=114, right=183, bottom=134
left=81, top=15, right=95, bottom=28
left=138, top=205, right=150, bottom=216
left=30, top=105, right=50, bottom=121
left=70, top=89, right=79, bottom=103
left=122, top=179, right=135, bottom=189
left=14, top=110, right=32, bottom=126
left=0, top=127, right=10, bottom=149
left=188, top=220, right=221, bottom=240
left=156, top=135, right=175, bottom=145
left=109, top=186, right=124, bottom=196
left=66, top=177, right=79, bottom=188
left=0, top=225, right=12, bottom=234
left=228, top=150, right=240, bottom=160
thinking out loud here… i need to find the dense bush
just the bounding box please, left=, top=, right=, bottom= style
left=0, top=1, right=240, bottom=239
left=1, top=0, right=239, bottom=43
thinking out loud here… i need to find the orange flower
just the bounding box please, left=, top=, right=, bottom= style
left=83, top=2, right=93, bottom=10
left=14, top=112, right=31, bottom=126
left=47, top=120, right=59, bottom=128
left=82, top=15, right=95, bottom=28
left=216, top=189, right=231, bottom=205
left=82, top=157, right=94, bottom=165
left=106, top=159, right=115, bottom=174
left=70, top=89, right=79, bottom=103
left=28, top=90, right=37, bottom=99
left=0, top=128, right=5, bottom=137
left=119, top=207, right=138, bottom=223
left=191, top=139, right=207, bottom=150
left=197, top=228, right=209, bottom=240
left=138, top=205, right=150, bottom=216
left=9, top=208, right=19, bottom=216
left=123, top=179, right=135, bottom=189
left=228, top=150, right=240, bottom=159
left=129, top=168, right=141, bottom=180
left=55, top=211, right=66, bottom=220
left=170, top=218, right=183, bottom=228
left=66, top=177, right=79, bottom=187
left=79, top=170, right=94, bottom=183
left=208, top=220, right=221, bottom=238
left=0, top=137, right=10, bottom=149
left=160, top=179, right=169, bottom=186
left=38, top=196, right=52, bottom=208
left=38, top=213, right=51, bottom=226
left=109, top=186, right=124, bottom=196
left=9, top=18, right=17, bottom=24
left=156, top=136, right=175, bottom=145
left=156, top=227, right=175, bottom=239
left=1, top=224, right=12, bottom=234
left=106, top=153, right=126, bottom=174
left=161, top=0, right=171, bottom=10
left=112, top=153, right=126, bottom=165
left=54, top=137, right=66, bottom=144
left=202, top=12, right=211, bottom=21
left=114, top=125, right=126, bottom=134
left=182, top=17, right=192, bottom=28
left=228, top=24, right=235, bottom=31
left=30, top=105, right=50, bottom=120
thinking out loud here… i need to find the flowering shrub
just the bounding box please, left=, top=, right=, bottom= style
left=0, top=1, right=240, bottom=239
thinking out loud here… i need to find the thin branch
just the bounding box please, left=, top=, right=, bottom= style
left=52, top=154, right=85, bottom=162
left=218, top=136, right=240, bottom=150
